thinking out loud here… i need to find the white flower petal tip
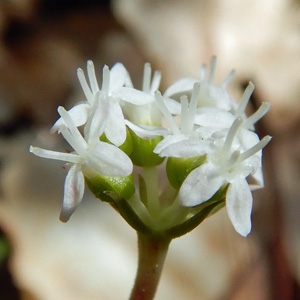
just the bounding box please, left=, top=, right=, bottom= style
left=29, top=145, right=35, bottom=153
left=30, top=145, right=51, bottom=159
left=221, top=69, right=235, bottom=87
left=49, top=126, right=58, bottom=135
left=248, top=81, right=255, bottom=91
left=226, top=179, right=253, bottom=237
left=59, top=165, right=85, bottom=222
left=261, top=135, right=272, bottom=145
left=59, top=203, right=78, bottom=223
left=235, top=82, right=255, bottom=118
left=57, top=105, right=66, bottom=115
left=262, top=102, right=272, bottom=112
left=59, top=210, right=73, bottom=223
left=242, top=102, right=272, bottom=130
left=87, top=60, right=94, bottom=67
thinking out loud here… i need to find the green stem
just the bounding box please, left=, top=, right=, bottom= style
left=143, top=167, right=160, bottom=217
left=129, top=233, right=171, bottom=300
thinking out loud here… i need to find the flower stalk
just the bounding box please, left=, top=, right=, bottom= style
left=129, top=233, right=171, bottom=300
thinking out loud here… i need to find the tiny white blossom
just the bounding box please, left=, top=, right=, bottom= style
left=164, top=56, right=237, bottom=112
left=52, top=61, right=154, bottom=146
left=51, top=61, right=128, bottom=132
left=30, top=102, right=133, bottom=222
left=125, top=82, right=212, bottom=157
left=122, top=63, right=162, bottom=125
left=153, top=83, right=212, bottom=157
left=194, top=82, right=271, bottom=138
left=179, top=117, right=271, bottom=236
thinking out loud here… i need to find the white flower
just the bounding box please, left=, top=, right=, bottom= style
left=179, top=117, right=271, bottom=236
left=153, top=83, right=212, bottom=157
left=122, top=62, right=162, bottom=125
left=125, top=82, right=211, bottom=156
left=194, top=82, right=271, bottom=138
left=30, top=103, right=133, bottom=222
left=52, top=61, right=154, bottom=146
left=164, top=56, right=237, bottom=112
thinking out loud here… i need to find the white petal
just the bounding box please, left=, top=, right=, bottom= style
left=87, top=142, right=133, bottom=177
left=50, top=103, right=89, bottom=133
left=194, top=107, right=234, bottom=128
left=163, top=77, right=196, bottom=97
left=211, top=128, right=228, bottom=140
left=58, top=113, right=87, bottom=156
left=248, top=167, right=264, bottom=190
left=84, top=95, right=109, bottom=144
left=29, top=146, right=81, bottom=164
left=158, top=138, right=211, bottom=158
left=196, top=127, right=220, bottom=140
left=150, top=70, right=161, bottom=93
left=239, top=128, right=260, bottom=150
left=109, top=62, right=130, bottom=91
left=87, top=60, right=99, bottom=95
left=125, top=120, right=167, bottom=139
left=77, top=67, right=93, bottom=101
left=154, top=134, right=187, bottom=155
left=105, top=102, right=126, bottom=146
left=60, top=165, right=85, bottom=222
left=242, top=154, right=261, bottom=176
left=113, top=87, right=154, bottom=105
left=179, top=163, right=225, bottom=206
left=226, top=178, right=253, bottom=237
left=207, top=86, right=235, bottom=111
left=163, top=97, right=182, bottom=114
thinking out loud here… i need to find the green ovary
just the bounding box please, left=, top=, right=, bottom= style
left=166, top=155, right=206, bottom=189
left=85, top=173, right=135, bottom=202
left=129, top=130, right=165, bottom=167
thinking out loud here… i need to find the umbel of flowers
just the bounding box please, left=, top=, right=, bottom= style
left=30, top=57, right=271, bottom=300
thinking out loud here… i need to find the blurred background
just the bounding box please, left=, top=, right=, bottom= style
left=0, top=0, right=299, bottom=299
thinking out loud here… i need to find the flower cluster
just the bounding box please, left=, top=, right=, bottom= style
left=30, top=57, right=271, bottom=236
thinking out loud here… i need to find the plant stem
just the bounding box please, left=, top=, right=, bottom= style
left=129, top=233, right=171, bottom=300
left=143, top=166, right=160, bottom=217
